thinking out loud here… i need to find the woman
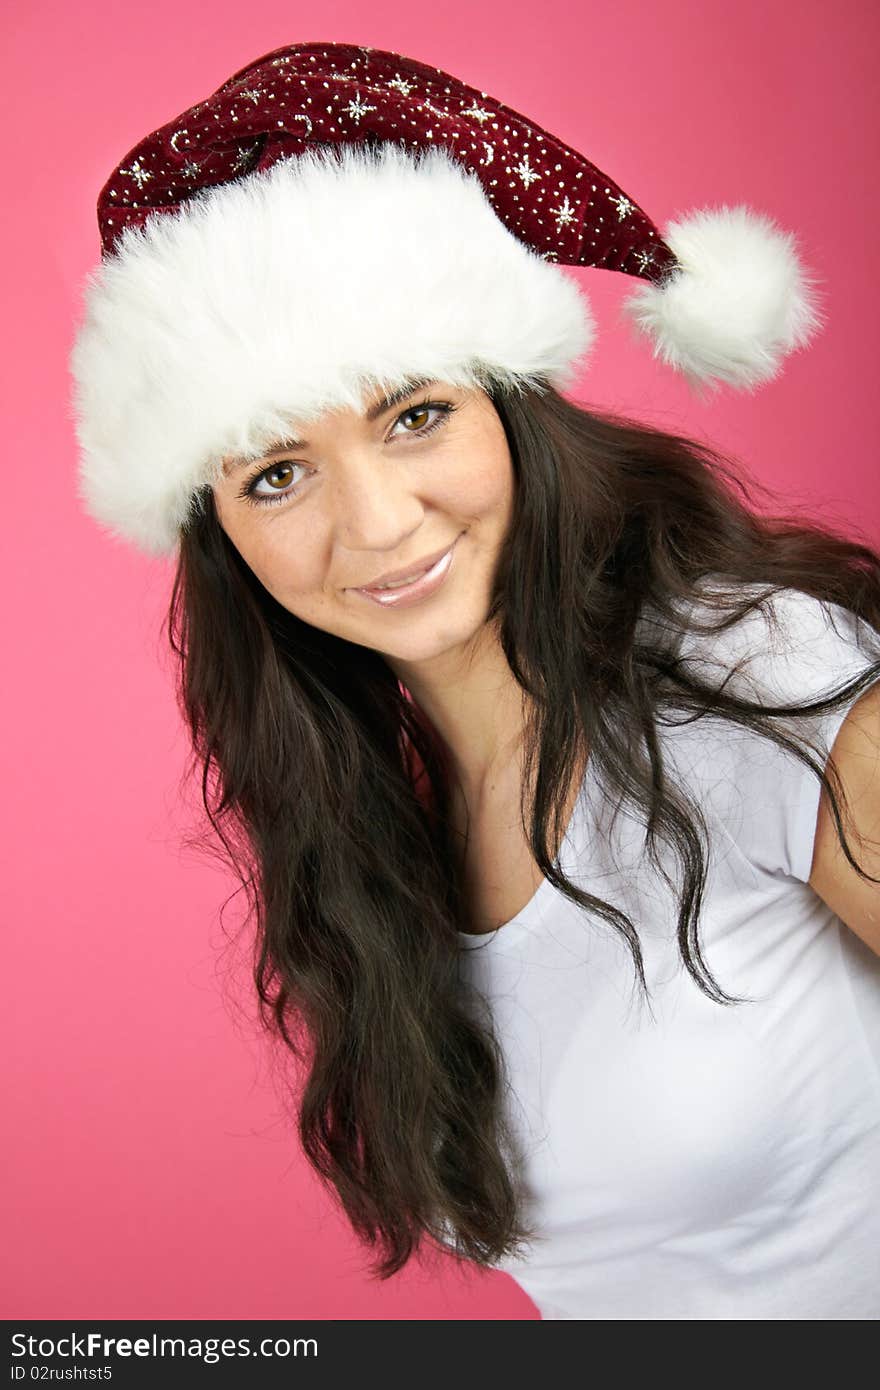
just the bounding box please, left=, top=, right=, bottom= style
left=70, top=42, right=880, bottom=1319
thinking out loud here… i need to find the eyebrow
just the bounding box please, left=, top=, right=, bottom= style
left=225, top=377, right=440, bottom=473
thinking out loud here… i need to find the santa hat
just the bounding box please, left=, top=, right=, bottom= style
left=69, top=41, right=824, bottom=556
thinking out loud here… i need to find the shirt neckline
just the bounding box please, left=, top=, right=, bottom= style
left=456, top=756, right=596, bottom=951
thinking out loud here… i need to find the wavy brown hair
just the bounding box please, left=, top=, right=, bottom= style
left=165, top=382, right=880, bottom=1279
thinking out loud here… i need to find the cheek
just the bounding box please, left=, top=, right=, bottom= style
left=442, top=440, right=513, bottom=521
left=216, top=502, right=322, bottom=607
left=250, top=536, right=326, bottom=609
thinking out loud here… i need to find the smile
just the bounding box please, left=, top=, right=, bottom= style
left=351, top=535, right=461, bottom=609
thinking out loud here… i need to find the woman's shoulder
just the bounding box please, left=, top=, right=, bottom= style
left=663, top=573, right=880, bottom=708
left=642, top=574, right=880, bottom=884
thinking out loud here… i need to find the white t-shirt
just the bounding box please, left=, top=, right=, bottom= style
left=457, top=583, right=880, bottom=1320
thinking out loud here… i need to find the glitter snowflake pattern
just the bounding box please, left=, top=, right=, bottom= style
left=97, top=40, right=676, bottom=284
left=119, top=158, right=152, bottom=189
left=231, top=142, right=260, bottom=174
left=633, top=248, right=658, bottom=273
left=344, top=92, right=377, bottom=124
left=422, top=100, right=455, bottom=123
left=512, top=154, right=541, bottom=189
left=551, top=196, right=577, bottom=231
left=461, top=103, right=493, bottom=125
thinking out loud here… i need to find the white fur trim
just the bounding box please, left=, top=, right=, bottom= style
left=620, top=205, right=825, bottom=394
left=69, top=141, right=595, bottom=556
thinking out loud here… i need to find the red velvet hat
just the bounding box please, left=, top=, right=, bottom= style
left=70, top=41, right=823, bottom=555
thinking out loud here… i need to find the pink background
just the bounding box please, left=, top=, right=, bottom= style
left=3, top=0, right=878, bottom=1320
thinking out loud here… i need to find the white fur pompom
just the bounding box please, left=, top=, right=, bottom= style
left=620, top=205, right=825, bottom=393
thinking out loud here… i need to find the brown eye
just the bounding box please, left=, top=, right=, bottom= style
left=401, top=407, right=431, bottom=431
left=264, top=463, right=295, bottom=489
left=390, top=402, right=455, bottom=442
left=242, top=458, right=308, bottom=507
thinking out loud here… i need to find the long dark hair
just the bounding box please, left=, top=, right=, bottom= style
left=165, top=382, right=880, bottom=1279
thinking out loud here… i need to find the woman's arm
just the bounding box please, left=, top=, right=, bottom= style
left=809, top=681, right=880, bottom=957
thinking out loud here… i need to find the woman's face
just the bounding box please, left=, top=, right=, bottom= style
left=212, top=379, right=515, bottom=666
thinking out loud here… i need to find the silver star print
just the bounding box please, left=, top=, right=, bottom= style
left=422, top=100, right=453, bottom=122
left=551, top=196, right=577, bottom=231
left=231, top=142, right=260, bottom=173
left=462, top=103, right=492, bottom=125
left=633, top=248, right=658, bottom=273
left=458, top=101, right=494, bottom=125
left=388, top=74, right=415, bottom=97
left=181, top=159, right=202, bottom=180
left=612, top=193, right=635, bottom=221
left=345, top=92, right=377, bottom=124
left=513, top=154, right=541, bottom=188
left=239, top=87, right=264, bottom=105
left=120, top=158, right=152, bottom=189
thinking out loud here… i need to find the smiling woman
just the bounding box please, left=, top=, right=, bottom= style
left=211, top=381, right=516, bottom=687
left=69, top=40, right=880, bottom=1320
left=167, top=379, right=880, bottom=1319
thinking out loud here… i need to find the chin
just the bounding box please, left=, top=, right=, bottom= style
left=375, top=610, right=489, bottom=662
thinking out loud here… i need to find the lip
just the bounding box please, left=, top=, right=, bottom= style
left=351, top=535, right=462, bottom=609
left=351, top=539, right=460, bottom=591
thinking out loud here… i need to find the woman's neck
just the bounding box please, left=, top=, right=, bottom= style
left=391, top=625, right=530, bottom=802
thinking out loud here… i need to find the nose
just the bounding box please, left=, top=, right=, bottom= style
left=330, top=447, right=425, bottom=552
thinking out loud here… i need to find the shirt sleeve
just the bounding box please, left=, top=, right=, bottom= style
left=667, top=584, right=880, bottom=884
